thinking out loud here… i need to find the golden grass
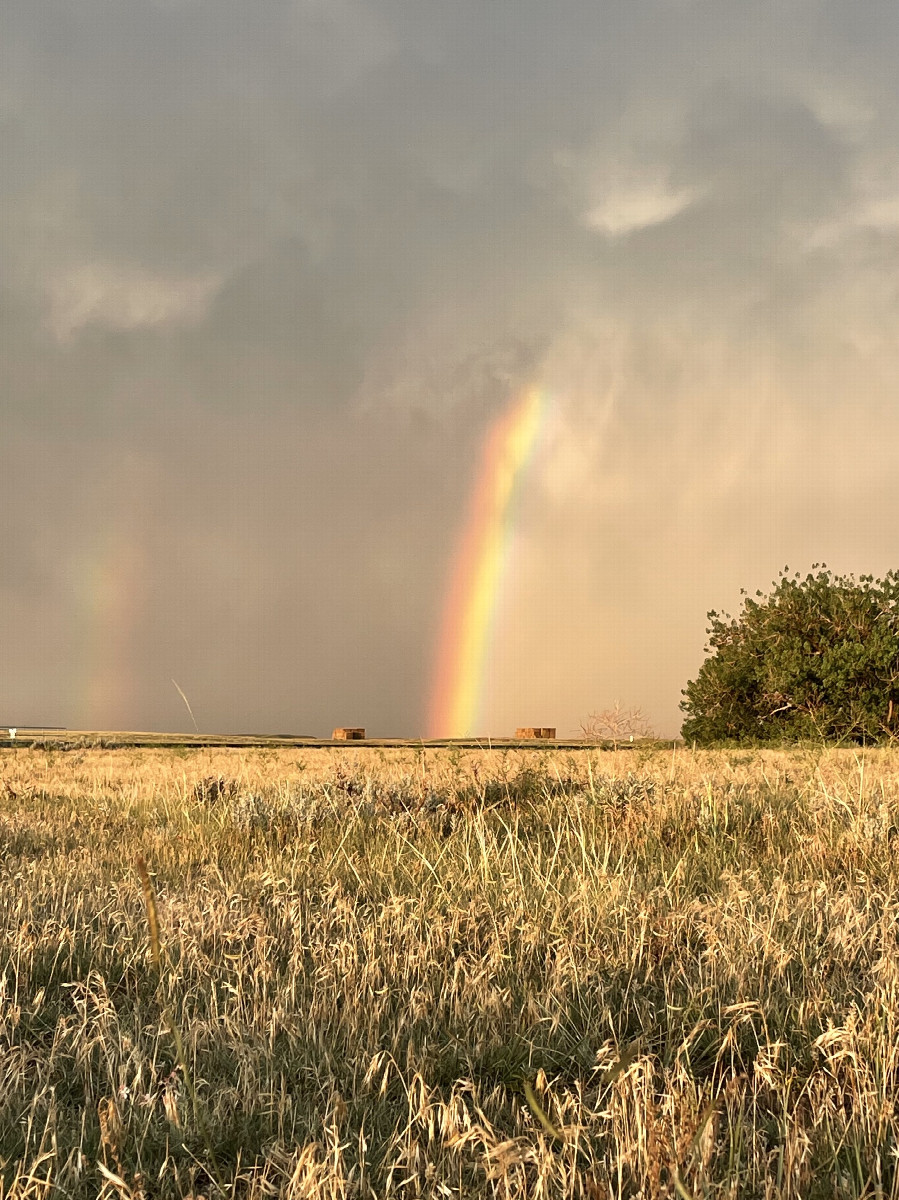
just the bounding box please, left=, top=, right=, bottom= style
left=2, top=743, right=899, bottom=1198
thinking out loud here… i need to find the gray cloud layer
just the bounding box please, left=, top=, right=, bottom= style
left=2, top=0, right=899, bottom=735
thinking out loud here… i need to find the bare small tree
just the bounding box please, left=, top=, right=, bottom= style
left=580, top=702, right=656, bottom=743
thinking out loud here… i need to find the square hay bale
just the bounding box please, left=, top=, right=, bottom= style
left=515, top=727, right=555, bottom=740
left=332, top=727, right=365, bottom=740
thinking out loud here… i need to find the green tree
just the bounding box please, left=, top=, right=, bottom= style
left=681, top=566, right=899, bottom=744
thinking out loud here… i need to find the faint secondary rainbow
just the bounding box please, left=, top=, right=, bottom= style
left=428, top=388, right=549, bottom=738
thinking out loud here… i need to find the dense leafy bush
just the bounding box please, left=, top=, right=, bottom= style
left=681, top=566, right=899, bottom=744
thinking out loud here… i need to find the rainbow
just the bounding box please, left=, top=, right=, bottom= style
left=71, top=515, right=145, bottom=729
left=428, top=388, right=548, bottom=737
left=68, top=458, right=152, bottom=730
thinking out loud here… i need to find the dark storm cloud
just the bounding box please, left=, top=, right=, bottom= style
left=2, top=0, right=899, bottom=733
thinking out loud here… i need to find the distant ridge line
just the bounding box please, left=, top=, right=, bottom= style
left=1, top=729, right=664, bottom=750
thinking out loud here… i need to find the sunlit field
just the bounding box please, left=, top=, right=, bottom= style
left=2, top=743, right=899, bottom=1199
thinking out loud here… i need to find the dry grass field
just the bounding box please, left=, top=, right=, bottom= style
left=2, top=743, right=899, bottom=1199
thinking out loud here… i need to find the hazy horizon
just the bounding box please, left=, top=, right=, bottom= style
left=3, top=0, right=899, bottom=738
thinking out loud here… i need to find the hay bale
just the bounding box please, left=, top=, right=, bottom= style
left=332, top=727, right=365, bottom=740
left=515, top=727, right=555, bottom=740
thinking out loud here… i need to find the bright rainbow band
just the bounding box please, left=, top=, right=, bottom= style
left=428, top=388, right=548, bottom=737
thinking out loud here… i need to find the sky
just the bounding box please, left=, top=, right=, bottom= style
left=3, top=0, right=899, bottom=737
